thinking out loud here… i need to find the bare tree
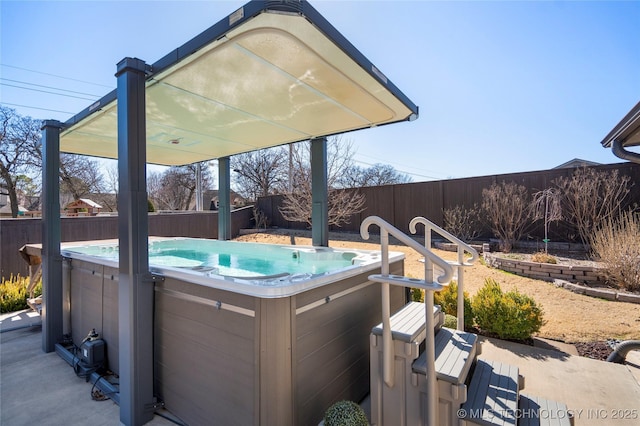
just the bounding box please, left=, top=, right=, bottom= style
left=59, top=153, right=105, bottom=202
left=443, top=203, right=482, bottom=242
left=147, top=162, right=213, bottom=210
left=92, top=161, right=119, bottom=211
left=103, top=161, right=119, bottom=196
left=0, top=106, right=41, bottom=217
left=482, top=181, right=532, bottom=252
left=553, top=167, right=632, bottom=249
left=150, top=168, right=191, bottom=210
left=532, top=188, right=562, bottom=253
left=339, top=163, right=412, bottom=188
left=146, top=170, right=166, bottom=209
left=231, top=147, right=287, bottom=200
left=279, top=185, right=366, bottom=228
left=279, top=137, right=366, bottom=227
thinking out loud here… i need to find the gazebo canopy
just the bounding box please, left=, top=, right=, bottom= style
left=59, top=0, right=418, bottom=166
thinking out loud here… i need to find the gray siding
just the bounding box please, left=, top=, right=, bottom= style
left=154, top=277, right=257, bottom=426
left=69, top=260, right=104, bottom=347
left=293, top=261, right=404, bottom=426
left=68, top=261, right=120, bottom=373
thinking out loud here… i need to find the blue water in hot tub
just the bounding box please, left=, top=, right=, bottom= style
left=62, top=238, right=360, bottom=278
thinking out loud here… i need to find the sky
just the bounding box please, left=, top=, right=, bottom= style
left=1, top=0, right=639, bottom=182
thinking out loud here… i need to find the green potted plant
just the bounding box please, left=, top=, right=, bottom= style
left=323, top=400, right=368, bottom=426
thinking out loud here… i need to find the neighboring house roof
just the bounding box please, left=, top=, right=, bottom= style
left=601, top=100, right=640, bottom=148
left=553, top=158, right=600, bottom=169
left=79, top=198, right=103, bottom=208
left=206, top=189, right=245, bottom=201
left=65, top=198, right=103, bottom=209
left=0, top=204, right=28, bottom=214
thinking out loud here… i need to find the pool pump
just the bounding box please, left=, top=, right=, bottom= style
left=75, top=328, right=105, bottom=379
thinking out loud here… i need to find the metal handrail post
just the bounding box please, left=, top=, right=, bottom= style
left=380, top=228, right=394, bottom=388
left=423, top=246, right=437, bottom=426
left=409, top=217, right=479, bottom=331
left=361, top=216, right=454, bottom=426
left=456, top=248, right=465, bottom=331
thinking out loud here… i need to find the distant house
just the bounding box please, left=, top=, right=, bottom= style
left=64, top=198, right=103, bottom=216
left=0, top=203, right=28, bottom=217
left=204, top=190, right=248, bottom=210
left=553, top=158, right=600, bottom=169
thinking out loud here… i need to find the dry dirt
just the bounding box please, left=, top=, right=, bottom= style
left=235, top=230, right=640, bottom=345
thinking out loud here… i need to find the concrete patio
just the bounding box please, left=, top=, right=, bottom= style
left=2, top=310, right=639, bottom=426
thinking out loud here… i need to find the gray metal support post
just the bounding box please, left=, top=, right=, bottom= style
left=311, top=137, right=328, bottom=246
left=218, top=156, right=231, bottom=240
left=40, top=120, right=64, bottom=353
left=116, top=57, right=155, bottom=426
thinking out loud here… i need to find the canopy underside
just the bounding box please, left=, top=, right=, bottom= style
left=60, top=5, right=418, bottom=166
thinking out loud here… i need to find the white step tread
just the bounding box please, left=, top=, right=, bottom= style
left=518, top=394, right=572, bottom=426
left=371, top=301, right=442, bottom=343
left=411, top=327, right=477, bottom=384
left=461, top=359, right=520, bottom=426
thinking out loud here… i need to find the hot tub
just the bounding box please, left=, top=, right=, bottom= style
left=52, top=237, right=406, bottom=426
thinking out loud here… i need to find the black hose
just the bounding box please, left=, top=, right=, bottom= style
left=606, top=340, right=640, bottom=364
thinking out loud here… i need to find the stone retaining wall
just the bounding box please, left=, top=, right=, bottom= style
left=554, top=280, right=640, bottom=304
left=483, top=253, right=640, bottom=304
left=483, top=253, right=606, bottom=285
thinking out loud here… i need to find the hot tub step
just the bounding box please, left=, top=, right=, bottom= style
left=368, top=274, right=444, bottom=292
left=412, top=328, right=478, bottom=384
left=461, top=359, right=520, bottom=426
left=372, top=301, right=444, bottom=343
left=518, top=394, right=573, bottom=426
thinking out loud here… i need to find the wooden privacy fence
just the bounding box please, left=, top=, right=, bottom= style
left=257, top=162, right=640, bottom=239
left=3, top=162, right=639, bottom=280
left=0, top=207, right=253, bottom=280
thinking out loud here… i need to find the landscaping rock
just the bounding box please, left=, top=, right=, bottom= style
left=616, top=292, right=640, bottom=304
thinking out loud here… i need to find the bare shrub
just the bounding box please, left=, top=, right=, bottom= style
left=481, top=181, right=532, bottom=252
left=553, top=167, right=632, bottom=249
left=253, top=206, right=270, bottom=229
left=531, top=251, right=557, bottom=264
left=443, top=204, right=482, bottom=242
left=591, top=211, right=640, bottom=292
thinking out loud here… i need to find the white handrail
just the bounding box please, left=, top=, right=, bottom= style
left=409, top=216, right=479, bottom=331
left=361, top=216, right=454, bottom=284
left=361, top=216, right=452, bottom=426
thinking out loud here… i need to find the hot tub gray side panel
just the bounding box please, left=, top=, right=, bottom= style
left=258, top=297, right=293, bottom=426
left=69, top=260, right=104, bottom=349
left=154, top=277, right=258, bottom=426
left=293, top=260, right=405, bottom=426
left=68, top=260, right=119, bottom=374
